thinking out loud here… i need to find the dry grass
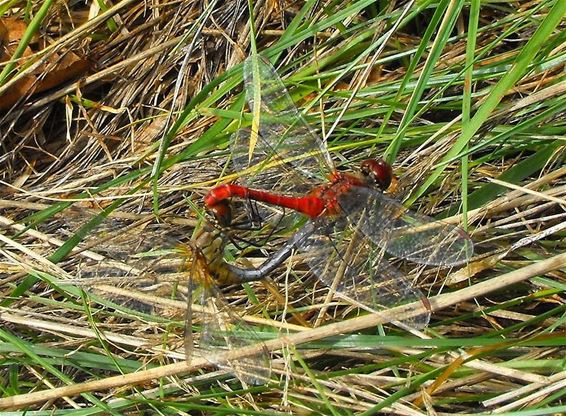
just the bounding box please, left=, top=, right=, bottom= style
left=1, top=0, right=565, bottom=414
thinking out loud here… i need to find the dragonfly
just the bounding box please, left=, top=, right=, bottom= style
left=205, top=56, right=474, bottom=328
left=64, top=216, right=271, bottom=385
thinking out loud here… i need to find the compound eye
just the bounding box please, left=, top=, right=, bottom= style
left=361, top=159, right=393, bottom=190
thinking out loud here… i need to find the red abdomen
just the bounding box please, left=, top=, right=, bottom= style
left=205, top=184, right=328, bottom=225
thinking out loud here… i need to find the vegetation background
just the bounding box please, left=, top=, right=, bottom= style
left=0, top=0, right=565, bottom=414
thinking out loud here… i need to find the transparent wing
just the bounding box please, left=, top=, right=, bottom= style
left=61, top=216, right=270, bottom=384
left=68, top=221, right=190, bottom=318
left=337, top=186, right=474, bottom=266
left=230, top=56, right=334, bottom=195
left=294, top=219, right=431, bottom=329
left=187, top=252, right=271, bottom=385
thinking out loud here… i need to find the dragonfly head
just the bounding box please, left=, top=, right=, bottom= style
left=360, top=158, right=393, bottom=190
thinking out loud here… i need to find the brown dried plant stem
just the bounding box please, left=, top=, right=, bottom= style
left=1, top=251, right=566, bottom=410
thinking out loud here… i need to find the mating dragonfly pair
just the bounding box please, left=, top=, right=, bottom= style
left=74, top=56, right=473, bottom=385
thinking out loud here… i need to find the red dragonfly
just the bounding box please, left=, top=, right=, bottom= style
left=205, top=56, right=474, bottom=328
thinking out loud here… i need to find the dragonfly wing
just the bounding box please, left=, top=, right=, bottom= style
left=63, top=216, right=270, bottom=384
left=188, top=257, right=271, bottom=385
left=336, top=186, right=473, bottom=266
left=230, top=56, right=333, bottom=195
left=294, top=219, right=431, bottom=329
left=231, top=127, right=317, bottom=195
left=69, top=221, right=190, bottom=316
